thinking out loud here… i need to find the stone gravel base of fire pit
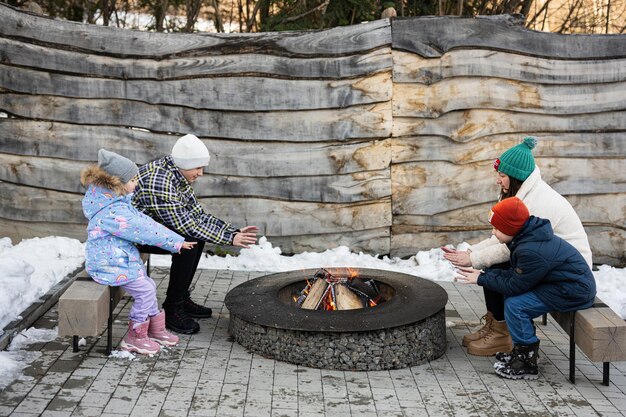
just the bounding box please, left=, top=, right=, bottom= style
left=225, top=268, right=448, bottom=371
left=229, top=311, right=446, bottom=371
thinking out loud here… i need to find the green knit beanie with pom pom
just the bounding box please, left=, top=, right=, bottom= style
left=494, top=137, right=537, bottom=181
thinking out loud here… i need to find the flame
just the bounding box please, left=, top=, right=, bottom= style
left=346, top=267, right=359, bottom=280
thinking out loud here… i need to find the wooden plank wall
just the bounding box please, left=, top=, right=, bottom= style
left=391, top=16, right=626, bottom=265
left=0, top=6, right=624, bottom=265
left=0, top=4, right=393, bottom=255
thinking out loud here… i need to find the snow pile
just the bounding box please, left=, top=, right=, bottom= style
left=152, top=237, right=471, bottom=282
left=0, top=237, right=85, bottom=330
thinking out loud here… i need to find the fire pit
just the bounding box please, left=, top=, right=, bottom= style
left=225, top=268, right=448, bottom=371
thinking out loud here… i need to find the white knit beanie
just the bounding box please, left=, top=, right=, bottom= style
left=171, top=134, right=210, bottom=170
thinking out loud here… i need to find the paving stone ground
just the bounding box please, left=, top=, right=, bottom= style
left=1, top=267, right=625, bottom=417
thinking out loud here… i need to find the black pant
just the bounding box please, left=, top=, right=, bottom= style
left=483, top=261, right=511, bottom=321
left=137, top=236, right=206, bottom=309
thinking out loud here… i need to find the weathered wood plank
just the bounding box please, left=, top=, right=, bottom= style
left=0, top=153, right=391, bottom=203
left=391, top=160, right=626, bottom=216
left=0, top=65, right=392, bottom=111
left=0, top=218, right=87, bottom=243
left=393, top=194, right=626, bottom=228
left=0, top=4, right=390, bottom=57
left=393, top=50, right=626, bottom=85
left=267, top=227, right=390, bottom=255
left=392, top=15, right=626, bottom=59
left=393, top=78, right=626, bottom=117
left=391, top=133, right=626, bottom=164
left=202, top=197, right=392, bottom=236
left=390, top=225, right=626, bottom=265
left=0, top=182, right=391, bottom=235
left=1, top=94, right=392, bottom=141
left=393, top=109, right=626, bottom=142
left=0, top=37, right=392, bottom=79
left=0, top=120, right=391, bottom=176
left=575, top=308, right=626, bottom=362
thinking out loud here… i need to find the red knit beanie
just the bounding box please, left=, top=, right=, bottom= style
left=488, top=197, right=530, bottom=236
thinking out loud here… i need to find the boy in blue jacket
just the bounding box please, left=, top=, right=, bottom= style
left=456, top=196, right=596, bottom=380
left=81, top=149, right=196, bottom=355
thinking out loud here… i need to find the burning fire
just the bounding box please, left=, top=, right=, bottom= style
left=295, top=268, right=383, bottom=311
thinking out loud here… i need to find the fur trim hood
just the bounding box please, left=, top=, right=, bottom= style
left=80, top=165, right=126, bottom=196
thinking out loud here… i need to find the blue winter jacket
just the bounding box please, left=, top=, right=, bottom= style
left=477, top=216, right=596, bottom=312
left=81, top=166, right=185, bottom=286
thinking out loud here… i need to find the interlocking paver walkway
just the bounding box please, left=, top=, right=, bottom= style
left=1, top=267, right=625, bottom=416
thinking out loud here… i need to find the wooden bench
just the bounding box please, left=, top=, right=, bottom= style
left=544, top=298, right=626, bottom=386
left=58, top=253, right=150, bottom=355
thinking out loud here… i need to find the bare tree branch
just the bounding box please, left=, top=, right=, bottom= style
left=283, top=0, right=329, bottom=23
left=245, top=0, right=263, bottom=32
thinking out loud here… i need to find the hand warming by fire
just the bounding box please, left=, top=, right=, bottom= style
left=294, top=268, right=384, bottom=311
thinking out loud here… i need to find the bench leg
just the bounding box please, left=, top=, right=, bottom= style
left=146, top=255, right=151, bottom=276
left=569, top=311, right=576, bottom=384
left=107, top=288, right=114, bottom=356
left=73, top=335, right=79, bottom=352
left=541, top=313, right=547, bottom=325
left=603, top=362, right=610, bottom=386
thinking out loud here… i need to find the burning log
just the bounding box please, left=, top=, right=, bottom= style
left=335, top=283, right=363, bottom=310
left=300, top=278, right=328, bottom=310
left=296, top=268, right=384, bottom=311
left=347, top=278, right=379, bottom=299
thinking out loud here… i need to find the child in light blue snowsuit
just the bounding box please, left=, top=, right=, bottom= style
left=81, top=149, right=195, bottom=354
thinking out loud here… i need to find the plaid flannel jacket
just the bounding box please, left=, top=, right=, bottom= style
left=132, top=155, right=237, bottom=246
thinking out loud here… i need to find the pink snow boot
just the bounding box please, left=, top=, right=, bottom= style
left=120, top=319, right=161, bottom=355
left=148, top=311, right=180, bottom=346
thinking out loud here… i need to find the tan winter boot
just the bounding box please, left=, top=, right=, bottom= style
left=467, top=320, right=513, bottom=357
left=462, top=312, right=494, bottom=347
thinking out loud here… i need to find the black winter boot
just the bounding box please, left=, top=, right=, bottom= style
left=495, top=342, right=540, bottom=380
left=494, top=324, right=538, bottom=370
left=164, top=305, right=200, bottom=334
left=183, top=297, right=212, bottom=318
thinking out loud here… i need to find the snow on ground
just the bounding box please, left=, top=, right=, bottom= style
left=0, top=235, right=624, bottom=391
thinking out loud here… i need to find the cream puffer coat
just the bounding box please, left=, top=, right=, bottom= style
left=469, top=167, right=593, bottom=269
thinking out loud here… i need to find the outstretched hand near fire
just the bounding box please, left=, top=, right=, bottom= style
left=441, top=247, right=472, bottom=267
left=233, top=226, right=259, bottom=248
left=455, top=267, right=480, bottom=284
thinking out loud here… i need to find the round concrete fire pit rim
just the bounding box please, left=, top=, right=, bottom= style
left=224, top=268, right=448, bottom=333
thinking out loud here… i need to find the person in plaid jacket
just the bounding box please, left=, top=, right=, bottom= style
left=133, top=134, right=258, bottom=334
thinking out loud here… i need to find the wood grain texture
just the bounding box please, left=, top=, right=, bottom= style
left=393, top=109, right=626, bottom=142
left=1, top=37, right=392, bottom=79
left=393, top=50, right=626, bottom=85
left=1, top=5, right=625, bottom=265
left=391, top=160, right=626, bottom=216
left=0, top=120, right=392, bottom=175
left=0, top=181, right=391, bottom=235
left=1, top=94, right=392, bottom=141
left=0, top=153, right=391, bottom=202
left=391, top=133, right=626, bottom=164
left=0, top=65, right=392, bottom=111
left=392, top=16, right=626, bottom=59
left=393, top=78, right=626, bottom=117
left=0, top=4, right=390, bottom=57
left=549, top=308, right=626, bottom=362
left=393, top=194, right=626, bottom=228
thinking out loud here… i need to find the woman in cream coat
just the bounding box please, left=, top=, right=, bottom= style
left=444, top=137, right=592, bottom=356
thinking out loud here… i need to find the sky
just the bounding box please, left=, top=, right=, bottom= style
left=0, top=235, right=624, bottom=390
